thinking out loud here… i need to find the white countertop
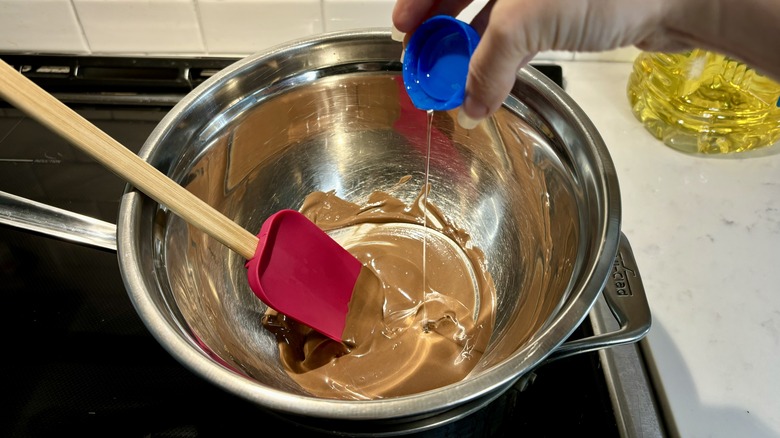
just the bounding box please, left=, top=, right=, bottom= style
left=556, top=61, right=780, bottom=438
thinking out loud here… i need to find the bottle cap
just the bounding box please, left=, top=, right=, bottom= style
left=402, top=15, right=480, bottom=111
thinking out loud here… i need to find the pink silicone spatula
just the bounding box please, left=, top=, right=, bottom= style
left=246, top=210, right=363, bottom=340
left=0, top=59, right=360, bottom=342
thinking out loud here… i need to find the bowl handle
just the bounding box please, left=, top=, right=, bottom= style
left=0, top=190, right=117, bottom=251
left=546, top=232, right=652, bottom=362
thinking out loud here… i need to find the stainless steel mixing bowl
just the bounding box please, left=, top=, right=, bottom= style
left=1, top=30, right=651, bottom=435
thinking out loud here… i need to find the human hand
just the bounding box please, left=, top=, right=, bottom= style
left=392, top=0, right=699, bottom=128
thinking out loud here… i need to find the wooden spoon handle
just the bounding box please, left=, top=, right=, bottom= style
left=0, top=59, right=259, bottom=260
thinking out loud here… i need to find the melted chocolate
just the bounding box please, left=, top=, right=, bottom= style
left=262, top=180, right=496, bottom=400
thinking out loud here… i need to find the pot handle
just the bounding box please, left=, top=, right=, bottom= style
left=0, top=190, right=117, bottom=252
left=545, top=232, right=651, bottom=362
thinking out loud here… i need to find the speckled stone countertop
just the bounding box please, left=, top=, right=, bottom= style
left=556, top=60, right=780, bottom=438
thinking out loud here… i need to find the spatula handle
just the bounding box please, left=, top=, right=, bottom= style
left=0, top=59, right=259, bottom=260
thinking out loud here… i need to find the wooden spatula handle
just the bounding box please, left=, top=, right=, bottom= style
left=0, top=59, right=259, bottom=260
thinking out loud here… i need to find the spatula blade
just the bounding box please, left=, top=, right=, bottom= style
left=245, top=209, right=362, bottom=341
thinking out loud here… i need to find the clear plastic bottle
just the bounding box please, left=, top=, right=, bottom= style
left=626, top=49, right=780, bottom=155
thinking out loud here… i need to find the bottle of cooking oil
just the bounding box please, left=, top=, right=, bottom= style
left=626, top=49, right=780, bottom=155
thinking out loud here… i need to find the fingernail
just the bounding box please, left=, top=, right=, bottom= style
left=391, top=26, right=405, bottom=42
left=457, top=110, right=482, bottom=129
left=400, top=49, right=405, bottom=63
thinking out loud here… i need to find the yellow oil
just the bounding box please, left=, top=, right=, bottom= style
left=627, top=49, right=780, bottom=154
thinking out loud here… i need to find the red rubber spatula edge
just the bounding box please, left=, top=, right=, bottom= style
left=245, top=210, right=363, bottom=342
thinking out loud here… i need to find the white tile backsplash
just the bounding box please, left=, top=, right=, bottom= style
left=74, top=0, right=203, bottom=54
left=0, top=0, right=88, bottom=54
left=0, top=0, right=638, bottom=61
left=323, top=0, right=394, bottom=33
left=199, top=0, right=322, bottom=55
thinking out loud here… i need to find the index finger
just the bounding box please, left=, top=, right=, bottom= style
left=393, top=0, right=440, bottom=32
left=393, top=0, right=476, bottom=33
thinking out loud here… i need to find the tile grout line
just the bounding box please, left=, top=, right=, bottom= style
left=191, top=0, right=210, bottom=55
left=69, top=0, right=93, bottom=54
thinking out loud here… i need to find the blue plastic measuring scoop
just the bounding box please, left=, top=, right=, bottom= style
left=402, top=15, right=480, bottom=111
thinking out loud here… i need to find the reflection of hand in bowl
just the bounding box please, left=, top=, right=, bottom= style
left=392, top=75, right=471, bottom=183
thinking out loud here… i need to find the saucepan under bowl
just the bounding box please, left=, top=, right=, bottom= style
left=115, top=30, right=649, bottom=434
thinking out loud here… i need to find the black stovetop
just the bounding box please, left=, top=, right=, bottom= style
left=0, top=54, right=621, bottom=438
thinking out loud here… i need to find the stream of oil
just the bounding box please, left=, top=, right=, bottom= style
left=422, top=109, right=433, bottom=322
